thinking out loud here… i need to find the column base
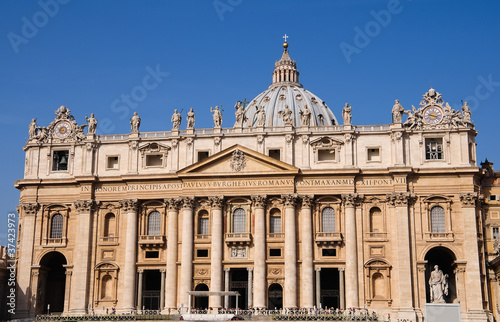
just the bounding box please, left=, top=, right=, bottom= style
left=461, top=310, right=491, bottom=322
left=396, top=308, right=417, bottom=321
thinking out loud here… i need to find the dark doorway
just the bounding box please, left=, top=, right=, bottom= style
left=230, top=269, right=248, bottom=309
left=194, top=284, right=209, bottom=309
left=320, top=268, right=340, bottom=309
left=424, top=247, right=457, bottom=303
left=142, top=270, right=161, bottom=310
left=38, top=252, right=67, bottom=314
left=268, top=283, right=283, bottom=310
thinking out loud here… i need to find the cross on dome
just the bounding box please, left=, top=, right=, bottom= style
left=283, top=34, right=288, bottom=43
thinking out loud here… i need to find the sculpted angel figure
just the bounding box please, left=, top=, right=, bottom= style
left=299, top=105, right=311, bottom=126
left=429, top=265, right=448, bottom=303
left=29, top=118, right=38, bottom=139
left=85, top=113, right=97, bottom=134
left=171, top=109, right=182, bottom=130
left=130, top=112, right=141, bottom=133
left=392, top=99, right=405, bottom=124
left=210, top=106, right=222, bottom=128
left=186, top=108, right=195, bottom=129
left=342, top=103, right=352, bottom=125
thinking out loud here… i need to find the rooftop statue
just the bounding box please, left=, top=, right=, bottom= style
left=299, top=105, right=311, bottom=126
left=171, top=109, right=182, bottom=130
left=255, top=106, right=266, bottom=127
left=279, top=105, right=293, bottom=126
left=342, top=103, right=352, bottom=125
left=186, top=108, right=195, bottom=129
left=210, top=106, right=222, bottom=128
left=392, top=99, right=405, bottom=124
left=29, top=118, right=38, bottom=139
left=462, top=101, right=472, bottom=123
left=130, top=112, right=141, bottom=133
left=234, top=101, right=246, bottom=128
left=85, top=113, right=97, bottom=134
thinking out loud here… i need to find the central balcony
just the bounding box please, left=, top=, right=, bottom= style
left=225, top=232, right=252, bottom=246
left=139, top=235, right=165, bottom=247
left=315, top=232, right=343, bottom=246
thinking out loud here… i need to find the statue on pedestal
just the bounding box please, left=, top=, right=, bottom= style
left=429, top=265, right=448, bottom=303
left=255, top=106, right=266, bottom=127
left=210, top=106, right=222, bottom=128
left=392, top=99, right=405, bottom=124
left=171, top=109, right=182, bottom=130
left=462, top=101, right=472, bottom=123
left=299, top=105, right=311, bottom=126
left=130, top=112, right=141, bottom=133
left=29, top=118, right=38, bottom=139
left=279, top=105, right=293, bottom=126
left=234, top=101, right=246, bottom=128
left=342, top=103, right=352, bottom=125
left=85, top=113, right=97, bottom=134
left=186, top=108, right=195, bottom=129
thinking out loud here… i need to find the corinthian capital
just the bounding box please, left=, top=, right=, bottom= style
left=209, top=196, right=224, bottom=209
left=386, top=192, right=415, bottom=207
left=181, top=197, right=195, bottom=209
left=164, top=198, right=181, bottom=211
left=460, top=192, right=478, bottom=208
left=281, top=194, right=298, bottom=208
left=120, top=199, right=139, bottom=212
left=300, top=195, right=314, bottom=208
left=74, top=200, right=94, bottom=213
left=21, top=203, right=39, bottom=216
left=251, top=195, right=267, bottom=208
left=342, top=193, right=359, bottom=207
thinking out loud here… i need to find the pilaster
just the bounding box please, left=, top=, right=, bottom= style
left=282, top=194, right=298, bottom=309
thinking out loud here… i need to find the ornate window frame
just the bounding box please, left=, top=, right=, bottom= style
left=310, top=137, right=343, bottom=164
left=314, top=196, right=342, bottom=245
left=42, top=204, right=69, bottom=247
left=423, top=195, right=454, bottom=241
left=93, top=262, right=119, bottom=306
left=363, top=198, right=388, bottom=241
left=267, top=197, right=284, bottom=241
left=139, top=142, right=170, bottom=169
left=364, top=259, right=392, bottom=305
left=225, top=197, right=252, bottom=246
left=98, top=203, right=120, bottom=245
left=195, top=199, right=211, bottom=243
left=138, top=201, right=166, bottom=248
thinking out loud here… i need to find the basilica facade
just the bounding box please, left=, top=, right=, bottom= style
left=15, top=41, right=493, bottom=321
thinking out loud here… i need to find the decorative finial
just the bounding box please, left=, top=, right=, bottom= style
left=283, top=34, right=288, bottom=48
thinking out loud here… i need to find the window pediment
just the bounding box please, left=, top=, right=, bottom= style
left=310, top=137, right=344, bottom=150
left=138, top=142, right=171, bottom=155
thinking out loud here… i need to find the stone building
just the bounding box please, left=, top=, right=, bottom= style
left=15, top=41, right=492, bottom=321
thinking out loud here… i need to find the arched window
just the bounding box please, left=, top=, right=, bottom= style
left=50, top=214, right=63, bottom=239
left=430, top=206, right=445, bottom=233
left=321, top=207, right=335, bottom=232
left=233, top=208, right=246, bottom=233
left=101, top=274, right=113, bottom=299
left=147, top=211, right=161, bottom=235
left=270, top=209, right=282, bottom=233
left=198, top=210, right=209, bottom=235
left=369, top=207, right=383, bottom=233
left=103, top=213, right=116, bottom=237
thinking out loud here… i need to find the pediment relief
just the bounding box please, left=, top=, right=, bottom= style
left=178, top=144, right=299, bottom=176
left=138, top=142, right=171, bottom=155
left=422, top=194, right=452, bottom=203
left=310, top=137, right=343, bottom=150
left=365, top=258, right=391, bottom=268
left=95, top=262, right=119, bottom=270
left=365, top=196, right=385, bottom=204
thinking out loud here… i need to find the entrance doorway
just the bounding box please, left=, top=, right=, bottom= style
left=268, top=283, right=283, bottom=309
left=320, top=268, right=340, bottom=309
left=38, top=252, right=67, bottom=314
left=142, top=270, right=161, bottom=310
left=194, top=284, right=209, bottom=309
left=229, top=269, right=248, bottom=309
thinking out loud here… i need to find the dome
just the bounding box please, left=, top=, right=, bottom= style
left=242, top=41, right=338, bottom=127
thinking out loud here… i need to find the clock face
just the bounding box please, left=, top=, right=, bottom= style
left=423, top=107, right=443, bottom=124
left=55, top=121, right=71, bottom=138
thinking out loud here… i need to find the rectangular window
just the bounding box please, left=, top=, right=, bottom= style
left=367, top=148, right=380, bottom=162
left=146, top=154, right=163, bottom=167
left=322, top=248, right=336, bottom=257
left=107, top=156, right=119, bottom=169
left=489, top=195, right=500, bottom=201
left=145, top=251, right=159, bottom=259
left=268, top=149, right=281, bottom=161
left=199, top=217, right=209, bottom=235
left=232, top=209, right=246, bottom=233
left=269, top=248, right=281, bottom=257
left=197, top=151, right=209, bottom=162
left=493, top=227, right=499, bottom=239
left=197, top=249, right=209, bottom=258
left=52, top=150, right=69, bottom=171
left=270, top=216, right=281, bottom=233
left=318, top=149, right=336, bottom=162
left=425, top=138, right=443, bottom=160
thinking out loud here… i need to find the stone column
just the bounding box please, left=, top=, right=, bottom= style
left=339, top=268, right=345, bottom=310
left=63, top=268, right=73, bottom=313
left=247, top=268, right=253, bottom=308
left=179, top=197, right=195, bottom=310
left=137, top=270, right=144, bottom=311
left=315, top=268, right=321, bottom=309
left=164, top=198, right=180, bottom=310
left=300, top=195, right=314, bottom=308
left=70, top=200, right=94, bottom=314
left=282, top=194, right=298, bottom=309
left=120, top=199, right=139, bottom=311
left=460, top=193, right=486, bottom=312
left=224, top=268, right=230, bottom=308
left=251, top=195, right=267, bottom=309
left=388, top=192, right=417, bottom=320
left=160, top=269, right=166, bottom=311
left=210, top=196, right=224, bottom=308
left=17, top=203, right=39, bottom=318
left=342, top=194, right=358, bottom=308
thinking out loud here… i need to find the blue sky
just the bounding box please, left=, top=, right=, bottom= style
left=1, top=0, right=499, bottom=245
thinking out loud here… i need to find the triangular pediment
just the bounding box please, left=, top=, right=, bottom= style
left=178, top=144, right=299, bottom=177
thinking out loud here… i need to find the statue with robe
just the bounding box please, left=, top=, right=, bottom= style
left=186, top=108, right=195, bottom=129
left=342, top=103, right=352, bottom=125
left=171, top=109, right=182, bottom=130
left=429, top=265, right=448, bottom=303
